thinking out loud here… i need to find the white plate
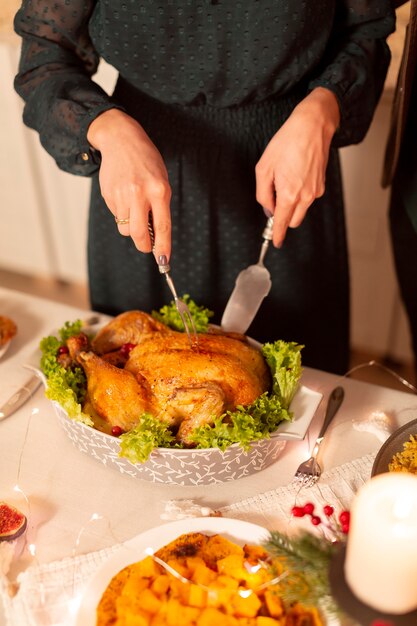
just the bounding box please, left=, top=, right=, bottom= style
left=74, top=517, right=269, bottom=626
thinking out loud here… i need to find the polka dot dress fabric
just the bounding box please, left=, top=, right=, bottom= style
left=14, top=1, right=395, bottom=373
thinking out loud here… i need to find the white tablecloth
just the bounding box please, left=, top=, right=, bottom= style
left=1, top=286, right=417, bottom=625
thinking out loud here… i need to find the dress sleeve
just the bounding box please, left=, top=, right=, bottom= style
left=308, top=0, right=396, bottom=147
left=14, top=0, right=121, bottom=176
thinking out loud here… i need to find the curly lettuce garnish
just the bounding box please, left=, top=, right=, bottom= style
left=39, top=320, right=92, bottom=426
left=151, top=295, right=214, bottom=333
left=189, top=393, right=292, bottom=451
left=119, top=413, right=177, bottom=464
left=262, top=340, right=303, bottom=409
left=187, top=340, right=303, bottom=450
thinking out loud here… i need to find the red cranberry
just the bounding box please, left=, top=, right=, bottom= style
left=291, top=506, right=305, bottom=518
left=303, top=502, right=315, bottom=515
left=111, top=426, right=123, bottom=437
left=58, top=345, right=69, bottom=355
left=120, top=342, right=136, bottom=356
left=339, top=510, right=350, bottom=525
left=311, top=515, right=321, bottom=526
left=323, top=505, right=334, bottom=517
left=341, top=523, right=350, bottom=534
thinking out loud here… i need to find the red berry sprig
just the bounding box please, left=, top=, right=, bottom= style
left=291, top=502, right=350, bottom=536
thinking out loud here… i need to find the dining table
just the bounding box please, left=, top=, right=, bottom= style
left=1, top=285, right=417, bottom=626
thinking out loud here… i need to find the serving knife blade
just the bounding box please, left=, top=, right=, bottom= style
left=221, top=217, right=274, bottom=334
left=0, top=374, right=42, bottom=421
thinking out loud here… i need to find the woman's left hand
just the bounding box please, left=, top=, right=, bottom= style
left=255, top=87, right=340, bottom=247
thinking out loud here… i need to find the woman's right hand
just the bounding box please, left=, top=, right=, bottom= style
left=87, top=108, right=172, bottom=261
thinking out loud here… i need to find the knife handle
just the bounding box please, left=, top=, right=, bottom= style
left=262, top=216, right=274, bottom=241
left=258, top=217, right=274, bottom=265
left=310, top=386, right=344, bottom=458
left=0, top=374, right=42, bottom=420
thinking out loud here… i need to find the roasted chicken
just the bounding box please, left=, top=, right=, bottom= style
left=69, top=311, right=271, bottom=444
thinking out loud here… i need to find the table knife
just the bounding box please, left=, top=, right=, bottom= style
left=221, top=216, right=273, bottom=334
left=0, top=374, right=42, bottom=421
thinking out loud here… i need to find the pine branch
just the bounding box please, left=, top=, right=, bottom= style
left=263, top=531, right=342, bottom=615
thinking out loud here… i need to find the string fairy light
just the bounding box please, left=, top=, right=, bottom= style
left=344, top=359, right=417, bottom=393
left=144, top=546, right=289, bottom=598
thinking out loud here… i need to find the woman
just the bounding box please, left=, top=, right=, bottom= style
left=14, top=1, right=395, bottom=373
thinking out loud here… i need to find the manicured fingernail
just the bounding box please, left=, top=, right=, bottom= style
left=263, top=207, right=274, bottom=218
left=158, top=255, right=168, bottom=265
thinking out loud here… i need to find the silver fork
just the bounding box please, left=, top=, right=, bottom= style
left=293, top=386, right=345, bottom=488
left=157, top=255, right=199, bottom=348
left=147, top=213, right=198, bottom=348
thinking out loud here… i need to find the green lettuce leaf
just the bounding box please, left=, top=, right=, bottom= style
left=189, top=392, right=292, bottom=451
left=262, top=340, right=304, bottom=409
left=118, top=413, right=177, bottom=463
left=39, top=320, right=91, bottom=426
left=151, top=295, right=213, bottom=333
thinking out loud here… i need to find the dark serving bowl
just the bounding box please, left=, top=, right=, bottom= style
left=371, top=417, right=417, bottom=477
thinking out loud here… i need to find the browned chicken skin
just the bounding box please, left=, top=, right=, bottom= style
left=74, top=311, right=271, bottom=444
left=91, top=311, right=172, bottom=354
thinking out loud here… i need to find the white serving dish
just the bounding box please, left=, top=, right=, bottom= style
left=27, top=324, right=322, bottom=486
left=33, top=374, right=321, bottom=486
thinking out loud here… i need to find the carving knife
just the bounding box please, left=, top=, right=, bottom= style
left=221, top=217, right=274, bottom=334
left=0, top=374, right=42, bottom=421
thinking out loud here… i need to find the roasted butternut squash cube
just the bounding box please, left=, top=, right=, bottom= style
left=182, top=604, right=202, bottom=624
left=217, top=555, right=247, bottom=581
left=197, top=607, right=234, bottom=626
left=192, top=562, right=217, bottom=586
left=186, top=556, right=207, bottom=574
left=188, top=583, right=208, bottom=608
left=118, top=606, right=150, bottom=626
left=149, top=614, right=168, bottom=626
left=230, top=591, right=262, bottom=618
left=235, top=618, right=257, bottom=626
left=217, top=575, right=240, bottom=590
left=166, top=559, right=189, bottom=579
left=121, top=572, right=151, bottom=599
left=264, top=591, right=284, bottom=619
left=165, top=598, right=183, bottom=626
left=256, top=617, right=280, bottom=626
left=151, top=574, right=170, bottom=596
left=244, top=568, right=271, bottom=590
left=137, top=588, right=162, bottom=615
left=206, top=585, right=233, bottom=609
left=135, top=556, right=162, bottom=579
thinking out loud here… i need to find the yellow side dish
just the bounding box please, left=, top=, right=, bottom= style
left=96, top=532, right=323, bottom=626
left=389, top=435, right=417, bottom=474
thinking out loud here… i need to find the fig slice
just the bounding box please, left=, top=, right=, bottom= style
left=0, top=502, right=27, bottom=542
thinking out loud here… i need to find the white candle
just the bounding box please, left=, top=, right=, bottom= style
left=344, top=472, right=417, bottom=614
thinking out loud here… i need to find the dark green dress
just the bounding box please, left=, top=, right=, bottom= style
left=14, top=1, right=395, bottom=373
